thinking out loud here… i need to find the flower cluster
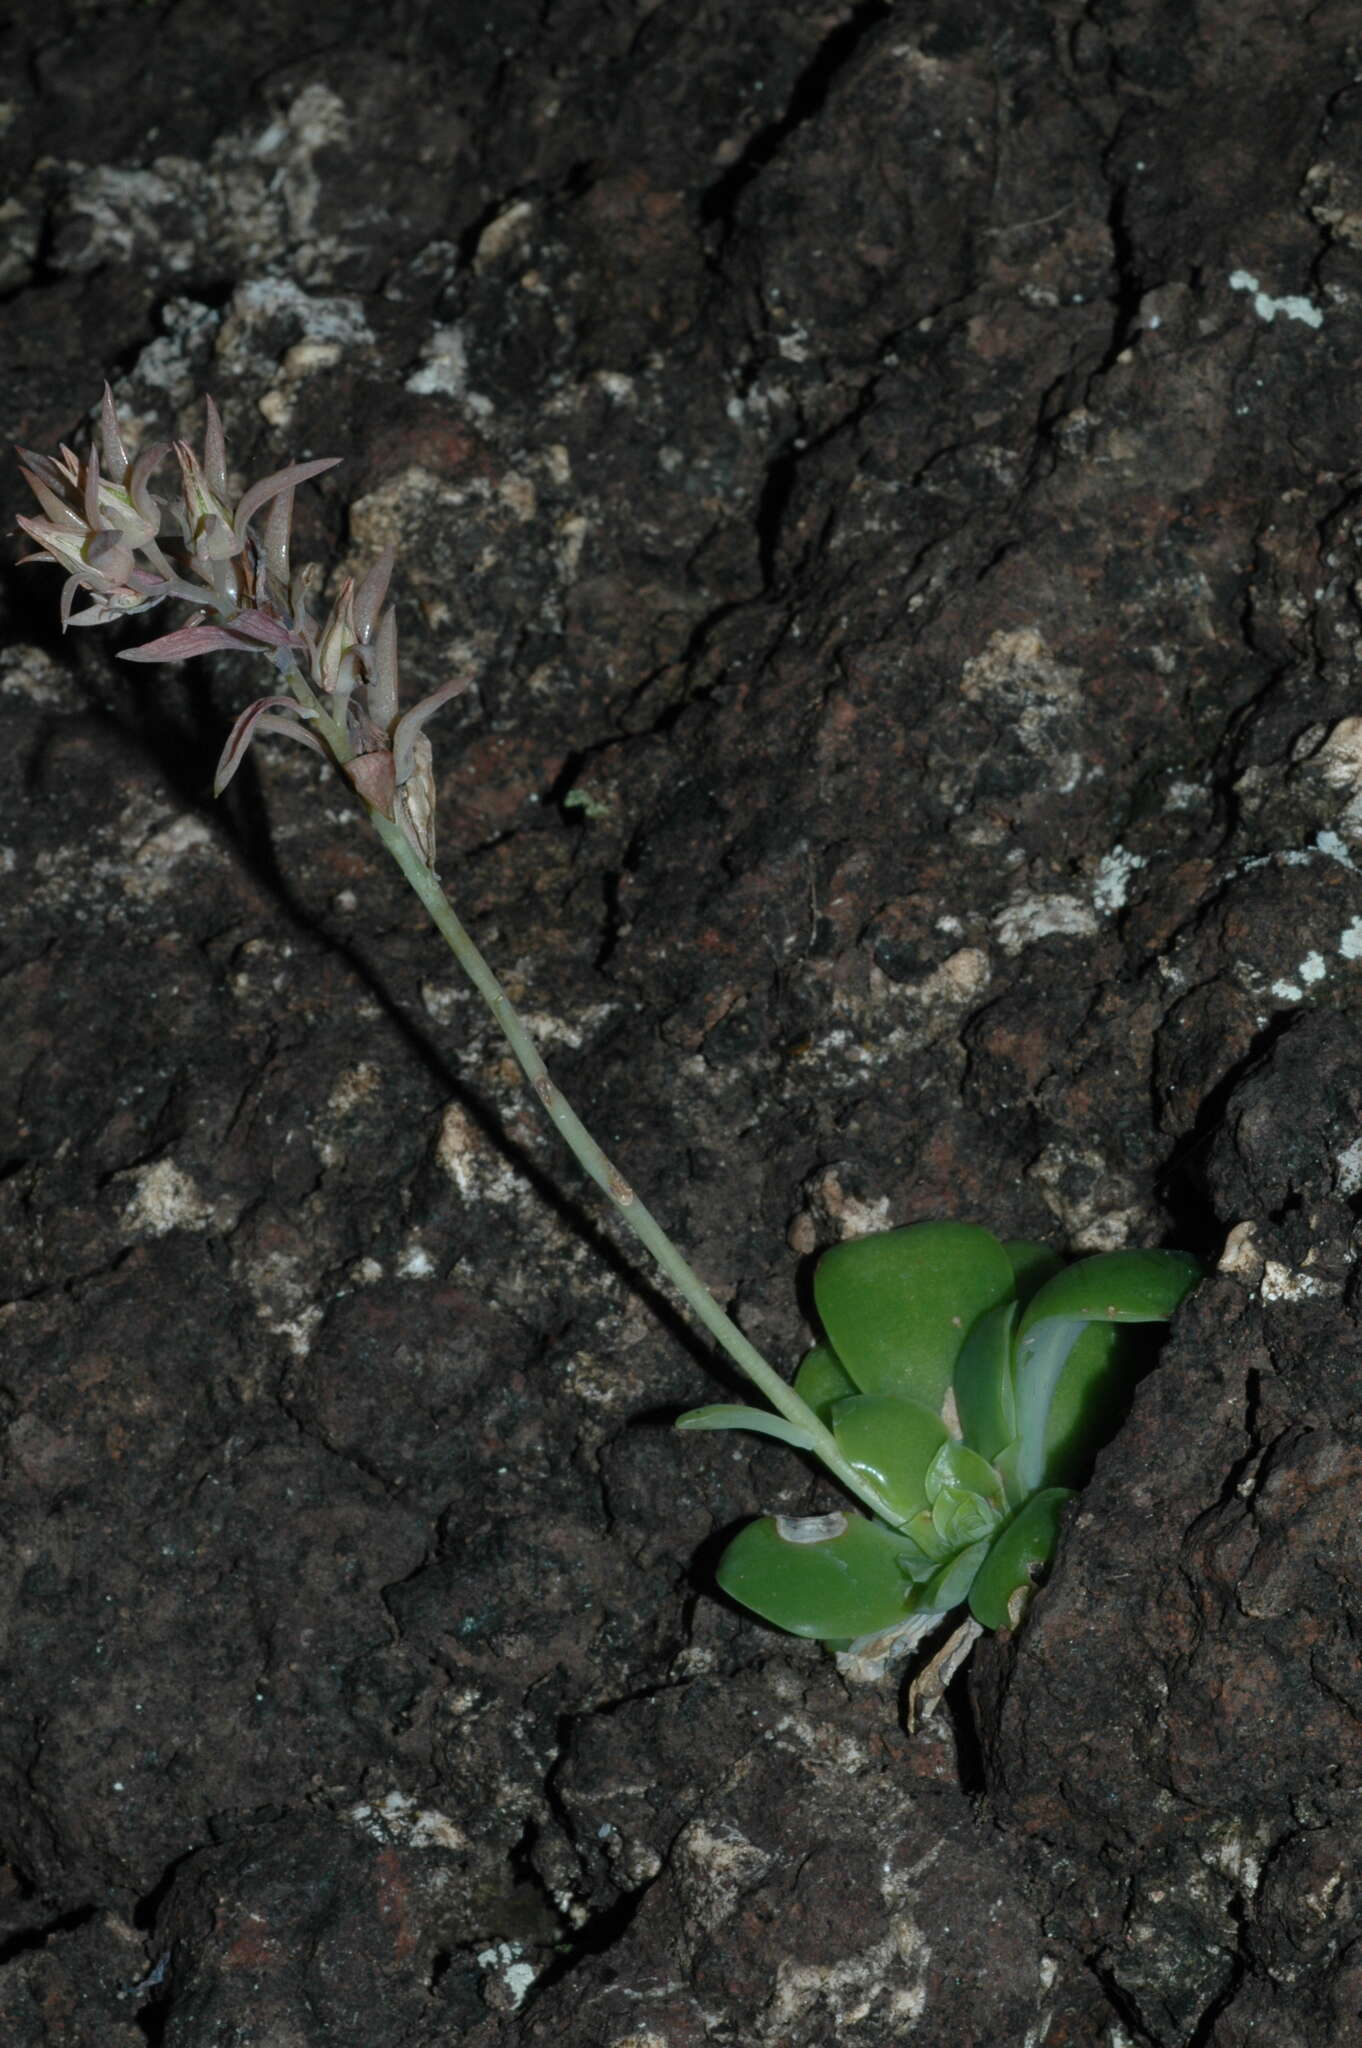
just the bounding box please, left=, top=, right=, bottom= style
left=16, top=388, right=464, bottom=863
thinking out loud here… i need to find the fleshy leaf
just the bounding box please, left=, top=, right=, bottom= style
left=832, top=1393, right=949, bottom=1522
left=914, top=1535, right=991, bottom=1615
left=928, top=1479, right=1002, bottom=1552
left=792, top=1341, right=858, bottom=1423
left=1013, top=1249, right=1202, bottom=1493
left=716, top=1512, right=920, bottom=1640
left=1000, top=1240, right=1064, bottom=1306
left=951, top=1300, right=1017, bottom=1462
left=814, top=1221, right=1016, bottom=1411
left=674, top=1405, right=817, bottom=1451
left=901, top=1504, right=952, bottom=1565
left=925, top=1438, right=1005, bottom=1512
left=1040, top=1321, right=1144, bottom=1490
left=968, top=1488, right=1074, bottom=1630
left=1016, top=1248, right=1203, bottom=1341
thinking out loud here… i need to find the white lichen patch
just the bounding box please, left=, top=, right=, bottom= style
left=0, top=643, right=86, bottom=710
left=404, top=323, right=494, bottom=418
left=960, top=624, right=1081, bottom=705
left=1218, top=1220, right=1264, bottom=1281
left=218, top=268, right=374, bottom=387
left=1027, top=1144, right=1148, bottom=1251
left=420, top=979, right=473, bottom=1026
left=1092, top=844, right=1146, bottom=914
left=768, top=1710, right=871, bottom=1778
left=347, top=1787, right=467, bottom=1852
left=519, top=1003, right=618, bottom=1049
left=671, top=1818, right=773, bottom=1933
left=1261, top=1259, right=1337, bottom=1302
left=896, top=945, right=992, bottom=1011
left=472, top=197, right=537, bottom=270
left=325, top=1060, right=383, bottom=1118
left=62, top=86, right=363, bottom=303
left=561, top=1347, right=647, bottom=1408
left=1305, top=717, right=1362, bottom=843
left=994, top=893, right=1099, bottom=954
left=793, top=1169, right=895, bottom=1245
left=1340, top=919, right=1362, bottom=960
left=1229, top=268, right=1325, bottom=328
left=117, top=1158, right=216, bottom=1238
left=435, top=1102, right=524, bottom=1204
left=1200, top=1817, right=1270, bottom=1895
left=121, top=814, right=216, bottom=898
left=348, top=465, right=494, bottom=585
left=476, top=1941, right=538, bottom=2011
left=769, top=1914, right=932, bottom=2032
left=1335, top=1138, right=1362, bottom=1196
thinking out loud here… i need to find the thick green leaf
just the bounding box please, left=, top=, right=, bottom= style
left=814, top=1222, right=1016, bottom=1411
left=899, top=1505, right=950, bottom=1567
left=926, top=1438, right=1004, bottom=1507
left=969, top=1488, right=1074, bottom=1630
left=792, top=1341, right=858, bottom=1422
left=1017, top=1248, right=1203, bottom=1341
left=674, top=1404, right=817, bottom=1451
left=1041, top=1321, right=1144, bottom=1489
left=716, top=1512, right=917, bottom=1640
left=930, top=1482, right=1002, bottom=1551
left=952, top=1300, right=1017, bottom=1461
left=1000, top=1240, right=1064, bottom=1306
left=1012, top=1317, right=1087, bottom=1495
left=832, top=1394, right=948, bottom=1522
left=916, top=1536, right=992, bottom=1615
left=1014, top=1249, right=1201, bottom=1493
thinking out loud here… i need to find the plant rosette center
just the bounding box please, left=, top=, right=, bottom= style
left=678, top=1221, right=1201, bottom=1658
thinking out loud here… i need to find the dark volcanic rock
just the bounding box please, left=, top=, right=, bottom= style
left=4, top=0, right=1362, bottom=2040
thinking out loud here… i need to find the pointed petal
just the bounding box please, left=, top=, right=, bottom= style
left=261, top=487, right=293, bottom=591
left=82, top=446, right=102, bottom=531
left=343, top=748, right=396, bottom=815
left=351, top=547, right=394, bottom=645
left=202, top=396, right=228, bottom=499
left=117, top=622, right=257, bottom=663
left=15, top=513, right=82, bottom=567
left=18, top=466, right=86, bottom=532
left=366, top=607, right=399, bottom=727
left=66, top=593, right=158, bottom=627
left=229, top=607, right=298, bottom=647
left=392, top=674, right=470, bottom=789
left=213, top=696, right=325, bottom=795
left=99, top=384, right=129, bottom=475
left=17, top=448, right=79, bottom=503
left=232, top=458, right=341, bottom=544
left=128, top=442, right=170, bottom=528
left=84, top=528, right=136, bottom=583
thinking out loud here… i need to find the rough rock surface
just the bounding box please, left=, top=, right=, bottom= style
left=3, top=0, right=1362, bottom=2041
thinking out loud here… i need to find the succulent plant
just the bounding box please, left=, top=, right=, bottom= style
left=679, top=1222, right=1200, bottom=1658
left=17, top=397, right=1202, bottom=1694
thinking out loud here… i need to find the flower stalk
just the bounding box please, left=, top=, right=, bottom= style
left=15, top=390, right=898, bottom=1526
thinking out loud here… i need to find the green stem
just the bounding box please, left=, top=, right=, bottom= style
left=285, top=669, right=900, bottom=1526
